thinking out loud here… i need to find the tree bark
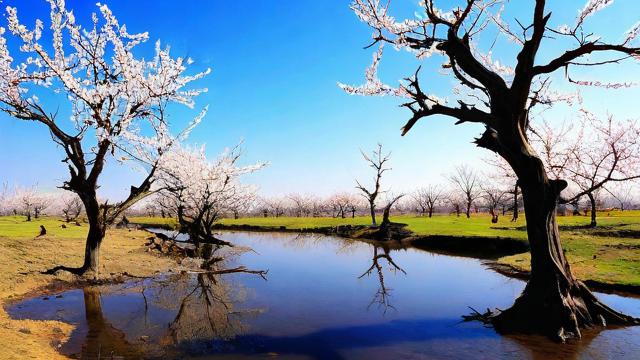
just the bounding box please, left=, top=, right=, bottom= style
left=491, top=157, right=637, bottom=340
left=428, top=207, right=433, bottom=218
left=369, top=202, right=377, bottom=226
left=587, top=192, right=597, bottom=227
left=44, top=191, right=105, bottom=276
left=511, top=182, right=519, bottom=222
left=465, top=199, right=471, bottom=218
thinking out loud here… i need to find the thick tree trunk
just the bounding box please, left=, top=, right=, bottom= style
left=465, top=199, right=471, bottom=218
left=82, top=219, right=106, bottom=273
left=587, top=192, right=597, bottom=227
left=80, top=192, right=108, bottom=274
left=491, top=166, right=637, bottom=340
left=428, top=207, right=433, bottom=218
left=44, top=191, right=105, bottom=276
left=369, top=203, right=377, bottom=226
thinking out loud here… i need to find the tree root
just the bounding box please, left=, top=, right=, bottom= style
left=42, top=265, right=91, bottom=276
left=485, top=279, right=639, bottom=342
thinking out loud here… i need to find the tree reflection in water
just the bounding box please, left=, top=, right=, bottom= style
left=81, top=287, right=145, bottom=359
left=77, top=245, right=266, bottom=358
left=359, top=245, right=407, bottom=313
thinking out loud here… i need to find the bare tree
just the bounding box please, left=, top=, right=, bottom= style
left=448, top=165, right=481, bottom=218
left=341, top=0, right=640, bottom=338
left=61, top=194, right=84, bottom=223
left=425, top=186, right=445, bottom=218
left=379, top=193, right=405, bottom=233
left=481, top=186, right=507, bottom=223
left=356, top=143, right=391, bottom=226
left=327, top=193, right=353, bottom=218
left=287, top=193, right=313, bottom=217
left=261, top=197, right=286, bottom=218
left=446, top=192, right=464, bottom=217
left=486, top=156, right=521, bottom=221
left=606, top=183, right=637, bottom=211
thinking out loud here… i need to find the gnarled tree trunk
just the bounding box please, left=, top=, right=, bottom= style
left=44, top=189, right=107, bottom=276
left=491, top=151, right=637, bottom=341
left=369, top=202, right=377, bottom=226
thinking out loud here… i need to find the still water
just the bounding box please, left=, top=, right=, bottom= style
left=7, top=232, right=640, bottom=359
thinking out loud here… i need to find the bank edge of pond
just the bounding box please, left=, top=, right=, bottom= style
left=486, top=262, right=640, bottom=298
left=211, top=223, right=529, bottom=257
left=211, top=223, right=640, bottom=296
left=0, top=228, right=182, bottom=360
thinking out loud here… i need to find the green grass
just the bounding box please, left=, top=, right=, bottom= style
left=128, top=216, right=178, bottom=229
left=499, top=234, right=640, bottom=287
left=0, top=216, right=88, bottom=240
left=219, top=211, right=640, bottom=239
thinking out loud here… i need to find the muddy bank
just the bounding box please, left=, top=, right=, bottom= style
left=408, top=235, right=529, bottom=259
left=212, top=223, right=528, bottom=259
left=486, top=262, right=640, bottom=297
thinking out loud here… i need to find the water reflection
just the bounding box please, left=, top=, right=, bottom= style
left=359, top=245, right=406, bottom=312
left=81, top=287, right=144, bottom=359
left=8, top=231, right=640, bottom=359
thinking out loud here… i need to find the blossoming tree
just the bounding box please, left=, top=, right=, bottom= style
left=533, top=115, right=640, bottom=226
left=156, top=145, right=264, bottom=248
left=340, top=0, right=640, bottom=340
left=0, top=0, right=209, bottom=275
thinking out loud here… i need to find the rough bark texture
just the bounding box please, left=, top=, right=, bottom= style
left=490, top=136, right=639, bottom=340
left=369, top=202, right=377, bottom=226
left=587, top=192, right=597, bottom=227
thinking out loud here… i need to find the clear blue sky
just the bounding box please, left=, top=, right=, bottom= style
left=0, top=0, right=639, bottom=199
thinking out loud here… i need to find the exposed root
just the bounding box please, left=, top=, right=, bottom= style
left=42, top=265, right=88, bottom=276
left=487, top=279, right=639, bottom=342
left=462, top=306, right=496, bottom=325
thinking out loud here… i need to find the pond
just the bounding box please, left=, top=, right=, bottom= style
left=7, top=231, right=640, bottom=359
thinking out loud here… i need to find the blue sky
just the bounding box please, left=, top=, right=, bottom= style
left=0, top=0, right=639, bottom=199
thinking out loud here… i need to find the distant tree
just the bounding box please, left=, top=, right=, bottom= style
left=287, top=193, right=314, bottom=217
left=486, top=157, right=521, bottom=221
left=448, top=165, right=481, bottom=218
left=446, top=192, right=463, bottom=217
left=12, top=186, right=50, bottom=221
left=260, top=197, right=286, bottom=218
left=481, top=186, right=507, bottom=223
left=0, top=183, right=8, bottom=215
left=606, top=184, right=637, bottom=211
left=327, top=193, right=354, bottom=218
left=60, top=194, right=84, bottom=223
left=340, top=0, right=640, bottom=338
left=356, top=144, right=391, bottom=226
left=534, top=116, right=640, bottom=226
left=414, top=185, right=445, bottom=218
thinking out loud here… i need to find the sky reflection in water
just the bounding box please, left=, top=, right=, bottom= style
left=8, top=231, right=640, bottom=359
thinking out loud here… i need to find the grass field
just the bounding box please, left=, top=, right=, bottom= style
left=0, top=216, right=176, bottom=360
left=217, top=211, right=640, bottom=289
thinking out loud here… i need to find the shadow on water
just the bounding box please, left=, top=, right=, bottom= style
left=7, top=231, right=640, bottom=359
